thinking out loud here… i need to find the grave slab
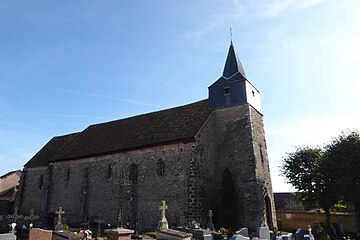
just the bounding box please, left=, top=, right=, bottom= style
left=29, top=228, right=53, bottom=240
left=235, top=227, right=249, bottom=237
left=175, top=227, right=212, bottom=240
left=0, top=233, right=16, bottom=240
left=231, top=234, right=250, bottom=240
left=105, top=227, right=134, bottom=240
left=156, top=229, right=192, bottom=240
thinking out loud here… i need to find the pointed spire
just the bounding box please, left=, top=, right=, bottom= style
left=222, top=42, right=246, bottom=79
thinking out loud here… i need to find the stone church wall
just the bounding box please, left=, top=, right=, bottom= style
left=196, top=104, right=276, bottom=231
left=20, top=142, right=195, bottom=229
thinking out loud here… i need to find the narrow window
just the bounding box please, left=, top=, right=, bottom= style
left=259, top=144, right=264, bottom=164
left=107, top=164, right=113, bottom=179
left=157, top=158, right=165, bottom=177
left=129, top=164, right=138, bottom=184
left=66, top=168, right=70, bottom=181
left=39, top=175, right=44, bottom=190
left=252, top=90, right=255, bottom=97
left=224, top=87, right=230, bottom=96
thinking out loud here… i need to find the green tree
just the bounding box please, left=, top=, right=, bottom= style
left=281, top=146, right=337, bottom=233
left=324, top=130, right=360, bottom=231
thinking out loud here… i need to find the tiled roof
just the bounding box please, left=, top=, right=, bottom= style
left=25, top=99, right=212, bottom=168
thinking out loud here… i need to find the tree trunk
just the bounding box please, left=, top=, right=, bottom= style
left=324, top=208, right=332, bottom=235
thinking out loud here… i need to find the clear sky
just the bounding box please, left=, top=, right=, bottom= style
left=1, top=0, right=359, bottom=192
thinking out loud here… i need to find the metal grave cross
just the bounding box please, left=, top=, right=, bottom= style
left=24, top=209, right=39, bottom=228
left=6, top=207, right=23, bottom=233
left=159, top=200, right=168, bottom=220
left=55, top=207, right=65, bottom=225
left=6, top=207, right=24, bottom=223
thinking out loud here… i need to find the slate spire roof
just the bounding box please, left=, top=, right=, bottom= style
left=222, top=41, right=246, bottom=79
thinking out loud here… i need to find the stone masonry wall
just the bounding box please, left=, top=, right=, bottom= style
left=20, top=142, right=195, bottom=229
left=196, top=104, right=276, bottom=231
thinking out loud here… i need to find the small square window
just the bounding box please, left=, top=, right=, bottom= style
left=224, top=87, right=230, bottom=96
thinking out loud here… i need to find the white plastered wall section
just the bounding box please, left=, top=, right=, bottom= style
left=245, top=80, right=261, bottom=114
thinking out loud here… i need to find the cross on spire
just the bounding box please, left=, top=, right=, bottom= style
left=230, top=27, right=233, bottom=42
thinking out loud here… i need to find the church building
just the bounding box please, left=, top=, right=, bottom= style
left=17, top=41, right=276, bottom=231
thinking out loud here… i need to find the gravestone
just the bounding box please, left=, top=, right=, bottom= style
left=5, top=208, right=23, bottom=234
left=158, top=200, right=169, bottom=231
left=294, top=229, right=304, bottom=240
left=156, top=200, right=192, bottom=240
left=105, top=228, right=134, bottom=240
left=29, top=228, right=53, bottom=240
left=0, top=233, right=16, bottom=240
left=231, top=234, right=250, bottom=240
left=257, top=227, right=270, bottom=240
left=206, top=210, right=215, bottom=231
left=94, top=213, right=105, bottom=238
left=235, top=227, right=249, bottom=237
left=29, top=228, right=81, bottom=240
left=54, top=207, right=65, bottom=231
left=280, top=233, right=292, bottom=240
left=24, top=209, right=39, bottom=230
left=175, top=227, right=212, bottom=240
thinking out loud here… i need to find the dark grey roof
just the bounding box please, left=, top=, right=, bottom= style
left=25, top=100, right=212, bottom=168
left=222, top=41, right=246, bottom=79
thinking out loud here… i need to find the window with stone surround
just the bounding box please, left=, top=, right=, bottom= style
left=66, top=168, right=70, bottom=181
left=157, top=158, right=165, bottom=177
left=259, top=144, right=264, bottom=164
left=38, top=174, right=44, bottom=190
left=107, top=164, right=113, bottom=179
left=129, top=163, right=138, bottom=184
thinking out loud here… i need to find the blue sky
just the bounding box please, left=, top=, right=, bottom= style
left=1, top=0, right=359, bottom=192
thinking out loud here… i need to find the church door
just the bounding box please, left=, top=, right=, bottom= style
left=217, top=168, right=238, bottom=229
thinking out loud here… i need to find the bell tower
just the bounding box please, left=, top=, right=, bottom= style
left=208, top=41, right=261, bottom=113
left=201, top=41, right=276, bottom=230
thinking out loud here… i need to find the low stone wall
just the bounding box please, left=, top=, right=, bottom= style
left=276, top=211, right=357, bottom=233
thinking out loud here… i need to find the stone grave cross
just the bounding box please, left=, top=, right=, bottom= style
left=111, top=169, right=131, bottom=228
left=24, top=209, right=39, bottom=229
left=207, top=209, right=215, bottom=231
left=159, top=200, right=168, bottom=220
left=158, top=200, right=169, bottom=231
left=94, top=213, right=104, bottom=238
left=6, top=207, right=24, bottom=233
left=54, top=207, right=65, bottom=231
